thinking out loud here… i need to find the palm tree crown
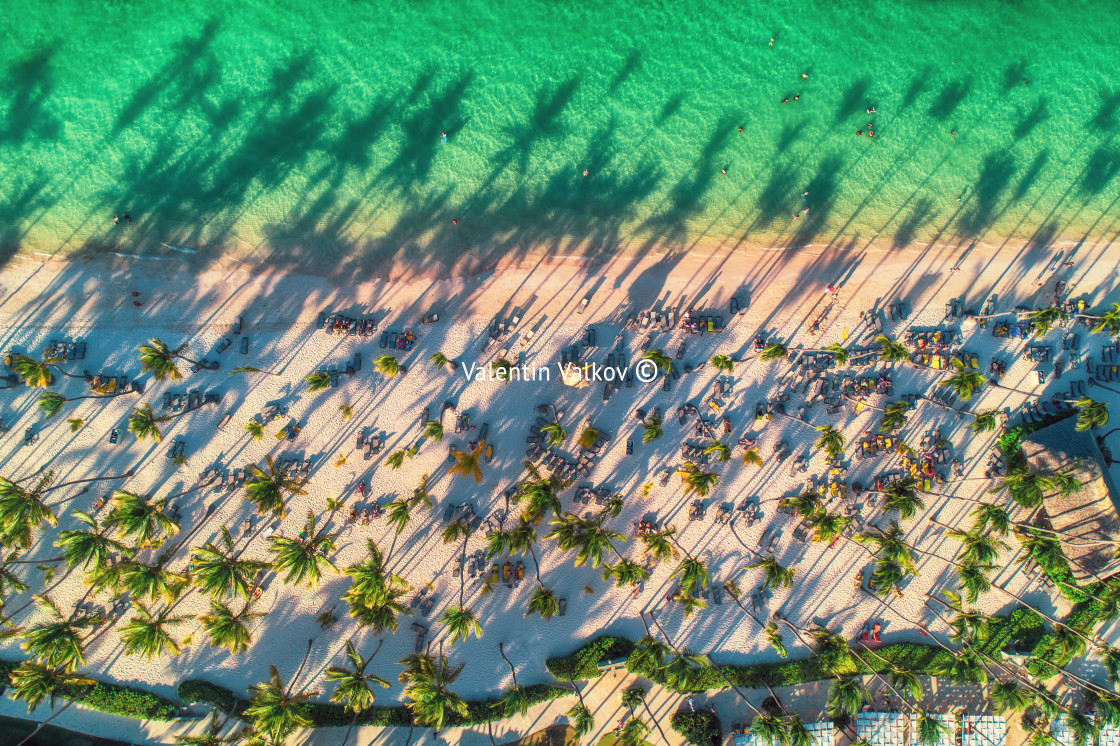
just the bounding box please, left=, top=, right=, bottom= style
left=268, top=511, right=339, bottom=589
left=245, top=455, right=308, bottom=518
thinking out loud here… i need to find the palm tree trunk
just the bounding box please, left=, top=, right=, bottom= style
left=15, top=686, right=96, bottom=746
left=498, top=641, right=519, bottom=689
left=1011, top=522, right=1117, bottom=548
left=850, top=642, right=921, bottom=714
left=920, top=601, right=1067, bottom=710
left=528, top=544, right=544, bottom=588
left=43, top=471, right=133, bottom=495
left=3, top=566, right=77, bottom=621
left=641, top=699, right=670, bottom=745
left=284, top=638, right=315, bottom=697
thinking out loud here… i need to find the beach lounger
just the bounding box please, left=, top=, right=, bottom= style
left=217, top=413, right=231, bottom=431
left=479, top=423, right=489, bottom=440
left=676, top=342, right=685, bottom=359
left=216, top=338, right=232, bottom=354
left=240, top=337, right=250, bottom=354
left=23, top=428, right=37, bottom=446
left=558, top=598, right=567, bottom=616
left=578, top=297, right=589, bottom=314
left=353, top=352, right=361, bottom=372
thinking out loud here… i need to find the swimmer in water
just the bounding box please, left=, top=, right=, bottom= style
left=794, top=93, right=800, bottom=101
left=781, top=97, right=789, bottom=104
left=856, top=130, right=864, bottom=136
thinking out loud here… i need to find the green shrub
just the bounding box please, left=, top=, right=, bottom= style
left=75, top=683, right=178, bottom=721
left=177, top=679, right=243, bottom=716
left=546, top=635, right=634, bottom=680
left=672, top=710, right=721, bottom=745
left=459, top=684, right=571, bottom=725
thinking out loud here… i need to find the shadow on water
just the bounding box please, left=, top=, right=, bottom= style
left=0, top=46, right=61, bottom=146
left=776, top=120, right=807, bottom=153
left=1081, top=146, right=1120, bottom=196
left=1011, top=151, right=1049, bottom=203
left=958, top=152, right=1016, bottom=236
left=112, top=18, right=221, bottom=135
left=834, top=78, right=870, bottom=125
left=789, top=154, right=844, bottom=245
left=610, top=49, right=642, bottom=93
left=1091, top=88, right=1120, bottom=131
left=658, top=93, right=685, bottom=124
left=1002, top=60, right=1029, bottom=93
left=928, top=77, right=972, bottom=121
left=1013, top=98, right=1048, bottom=141
left=899, top=65, right=933, bottom=111
left=892, top=198, right=937, bottom=249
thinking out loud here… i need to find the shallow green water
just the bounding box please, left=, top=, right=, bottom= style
left=1, top=0, right=1118, bottom=272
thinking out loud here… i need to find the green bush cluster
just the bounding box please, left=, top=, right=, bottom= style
left=1027, top=588, right=1108, bottom=679
left=0, top=658, right=177, bottom=721
left=459, top=684, right=571, bottom=725
left=671, top=710, right=722, bottom=745
left=545, top=635, right=634, bottom=680
left=177, top=679, right=244, bottom=716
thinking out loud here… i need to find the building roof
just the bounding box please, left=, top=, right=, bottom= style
left=1020, top=416, right=1120, bottom=581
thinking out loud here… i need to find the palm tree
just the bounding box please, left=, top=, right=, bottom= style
left=490, top=357, right=515, bottom=382
left=128, top=403, right=169, bottom=442
left=1090, top=303, right=1120, bottom=335
left=424, top=420, right=444, bottom=442
left=742, top=446, right=763, bottom=467
left=326, top=639, right=390, bottom=712
left=1029, top=305, right=1068, bottom=336
left=993, top=465, right=1079, bottom=509
left=243, top=665, right=317, bottom=744
left=806, top=509, right=852, bottom=544
left=139, top=338, right=205, bottom=381
left=245, top=455, right=308, bottom=519
left=877, top=481, right=926, bottom=520
left=827, top=675, right=871, bottom=717
left=617, top=718, right=651, bottom=746
left=342, top=541, right=410, bottom=635
left=641, top=527, right=678, bottom=564
left=826, top=343, right=849, bottom=366
left=55, top=510, right=131, bottom=573
left=199, top=600, right=262, bottom=654
left=269, top=511, right=338, bottom=589
left=7, top=661, right=94, bottom=712
left=430, top=352, right=456, bottom=371
left=970, top=410, right=999, bottom=434
left=104, top=490, right=179, bottom=547
left=988, top=681, right=1032, bottom=714
left=814, top=424, right=845, bottom=460
left=641, top=348, right=671, bottom=374
left=876, top=334, right=910, bottom=363
left=525, top=585, right=560, bottom=621
left=384, top=499, right=411, bottom=536
left=192, top=528, right=271, bottom=600
left=711, top=354, right=734, bottom=373
left=20, top=596, right=102, bottom=671
left=747, top=555, right=795, bottom=592
left=119, top=549, right=189, bottom=603
left=677, top=462, right=718, bottom=497
left=785, top=491, right=822, bottom=518
left=1074, top=398, right=1108, bottom=431
left=172, top=714, right=239, bottom=746
left=577, top=426, right=601, bottom=449
left=494, top=642, right=531, bottom=717
left=1065, top=712, right=1100, bottom=746
left=701, top=441, right=731, bottom=464
left=448, top=443, right=484, bottom=483
left=759, top=342, right=787, bottom=361
left=441, top=605, right=482, bottom=644
left=374, top=354, right=400, bottom=377
left=304, top=371, right=331, bottom=392
left=0, top=552, right=30, bottom=601
left=568, top=701, right=594, bottom=740
left=118, top=602, right=188, bottom=660
left=749, top=714, right=787, bottom=746
left=671, top=557, right=710, bottom=597
left=642, top=415, right=663, bottom=444
left=541, top=421, right=566, bottom=446
left=971, top=503, right=1011, bottom=535
left=10, top=355, right=59, bottom=388
left=37, top=389, right=135, bottom=419
left=765, top=622, right=787, bottom=657
left=243, top=421, right=265, bottom=441
left=879, top=401, right=910, bottom=434
left=398, top=652, right=468, bottom=731
left=939, top=359, right=986, bottom=401
left=913, top=711, right=951, bottom=746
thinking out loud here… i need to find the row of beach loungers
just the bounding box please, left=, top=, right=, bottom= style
left=320, top=313, right=377, bottom=336
left=163, top=390, right=221, bottom=413
left=46, top=339, right=87, bottom=360
left=215, top=337, right=250, bottom=355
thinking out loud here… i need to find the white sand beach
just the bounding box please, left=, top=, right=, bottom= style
left=0, top=236, right=1117, bottom=744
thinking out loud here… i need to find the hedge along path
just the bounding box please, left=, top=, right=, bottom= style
left=0, top=585, right=1110, bottom=738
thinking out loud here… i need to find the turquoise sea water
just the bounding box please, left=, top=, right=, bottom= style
left=1, top=0, right=1118, bottom=273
